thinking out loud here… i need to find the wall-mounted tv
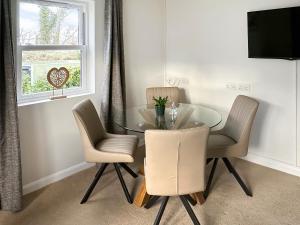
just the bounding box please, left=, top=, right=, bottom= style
left=248, top=6, right=300, bottom=60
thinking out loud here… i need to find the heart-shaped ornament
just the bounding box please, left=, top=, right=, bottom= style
left=47, top=67, right=70, bottom=89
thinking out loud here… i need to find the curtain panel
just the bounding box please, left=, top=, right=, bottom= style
left=101, top=0, right=126, bottom=134
left=0, top=0, right=23, bottom=212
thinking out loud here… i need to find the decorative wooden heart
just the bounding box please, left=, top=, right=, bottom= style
left=47, top=67, right=69, bottom=89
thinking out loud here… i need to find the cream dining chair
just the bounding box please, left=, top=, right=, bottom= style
left=204, top=95, right=259, bottom=198
left=72, top=99, right=139, bottom=204
left=144, top=126, right=209, bottom=225
left=146, top=87, right=180, bottom=107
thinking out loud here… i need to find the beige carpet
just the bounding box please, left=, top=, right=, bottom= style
left=1, top=159, right=300, bottom=225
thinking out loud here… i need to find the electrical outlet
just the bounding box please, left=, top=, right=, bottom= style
left=168, top=78, right=180, bottom=86
left=166, top=77, right=189, bottom=87
left=226, top=83, right=237, bottom=90
left=166, top=78, right=173, bottom=85
left=226, top=82, right=251, bottom=92
left=238, top=83, right=251, bottom=92
left=180, top=78, right=189, bottom=85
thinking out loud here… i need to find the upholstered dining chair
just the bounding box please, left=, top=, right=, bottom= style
left=146, top=87, right=180, bottom=107
left=144, top=126, right=209, bottom=225
left=204, top=95, right=259, bottom=198
left=72, top=99, right=139, bottom=204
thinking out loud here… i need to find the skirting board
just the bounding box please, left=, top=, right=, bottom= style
left=23, top=153, right=300, bottom=196
left=23, top=162, right=95, bottom=195
left=244, top=153, right=300, bottom=177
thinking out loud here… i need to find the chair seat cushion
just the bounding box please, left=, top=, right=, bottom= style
left=208, top=134, right=236, bottom=149
left=207, top=134, right=236, bottom=158
left=95, top=136, right=138, bottom=162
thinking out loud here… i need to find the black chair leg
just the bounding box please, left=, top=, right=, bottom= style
left=206, top=158, right=213, bottom=165
left=145, top=195, right=160, bottom=209
left=180, top=196, right=201, bottom=225
left=80, top=163, right=108, bottom=204
left=222, top=158, right=253, bottom=197
left=153, top=196, right=169, bottom=225
left=113, top=163, right=133, bottom=204
left=119, top=163, right=138, bottom=178
left=204, top=158, right=218, bottom=198
left=184, top=195, right=197, bottom=206
left=223, top=159, right=233, bottom=173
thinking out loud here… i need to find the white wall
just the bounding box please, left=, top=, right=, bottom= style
left=18, top=0, right=165, bottom=191
left=166, top=0, right=300, bottom=170
left=124, top=0, right=165, bottom=107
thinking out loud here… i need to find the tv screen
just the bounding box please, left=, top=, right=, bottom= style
left=248, top=6, right=300, bottom=60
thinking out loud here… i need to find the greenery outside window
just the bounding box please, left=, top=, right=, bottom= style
left=17, top=0, right=95, bottom=104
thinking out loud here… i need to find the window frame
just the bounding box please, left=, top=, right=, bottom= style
left=16, top=0, right=95, bottom=105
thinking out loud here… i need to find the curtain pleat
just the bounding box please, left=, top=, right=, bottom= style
left=0, top=0, right=23, bottom=212
left=101, top=0, right=126, bottom=134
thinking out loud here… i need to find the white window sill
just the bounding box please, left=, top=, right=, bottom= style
left=18, top=91, right=94, bottom=107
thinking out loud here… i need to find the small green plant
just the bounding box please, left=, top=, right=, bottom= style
left=153, top=96, right=168, bottom=107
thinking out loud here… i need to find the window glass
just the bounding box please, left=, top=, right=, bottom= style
left=21, top=50, right=81, bottom=94
left=19, top=1, right=80, bottom=45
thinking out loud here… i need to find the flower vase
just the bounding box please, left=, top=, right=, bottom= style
left=155, top=105, right=165, bottom=117
left=155, top=105, right=166, bottom=129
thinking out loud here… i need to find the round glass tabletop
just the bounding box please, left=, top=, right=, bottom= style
left=115, top=103, right=222, bottom=133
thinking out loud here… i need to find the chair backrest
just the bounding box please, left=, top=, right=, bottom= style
left=72, top=99, right=106, bottom=151
left=223, top=95, right=259, bottom=145
left=144, top=126, right=209, bottom=196
left=146, top=87, right=180, bottom=107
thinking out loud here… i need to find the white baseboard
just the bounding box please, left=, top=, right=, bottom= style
left=243, top=153, right=300, bottom=177
left=23, top=162, right=95, bottom=195
left=22, top=153, right=300, bottom=196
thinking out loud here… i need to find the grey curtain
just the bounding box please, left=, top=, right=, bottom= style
left=0, top=0, right=22, bottom=212
left=101, top=0, right=126, bottom=133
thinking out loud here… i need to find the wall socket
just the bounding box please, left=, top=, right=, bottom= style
left=226, top=82, right=251, bottom=92
left=166, top=78, right=251, bottom=92
left=226, top=82, right=237, bottom=90
left=166, top=77, right=189, bottom=87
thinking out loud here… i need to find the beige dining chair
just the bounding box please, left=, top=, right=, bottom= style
left=146, top=87, right=180, bottom=107
left=72, top=99, right=138, bottom=204
left=144, top=126, right=209, bottom=225
left=204, top=95, right=259, bottom=198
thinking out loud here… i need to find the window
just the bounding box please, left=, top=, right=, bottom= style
left=17, top=0, right=95, bottom=104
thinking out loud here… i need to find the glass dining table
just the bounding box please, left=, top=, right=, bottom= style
left=115, top=103, right=222, bottom=207
left=115, top=103, right=222, bottom=133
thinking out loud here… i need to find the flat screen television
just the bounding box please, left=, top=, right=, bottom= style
left=248, top=6, right=300, bottom=60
